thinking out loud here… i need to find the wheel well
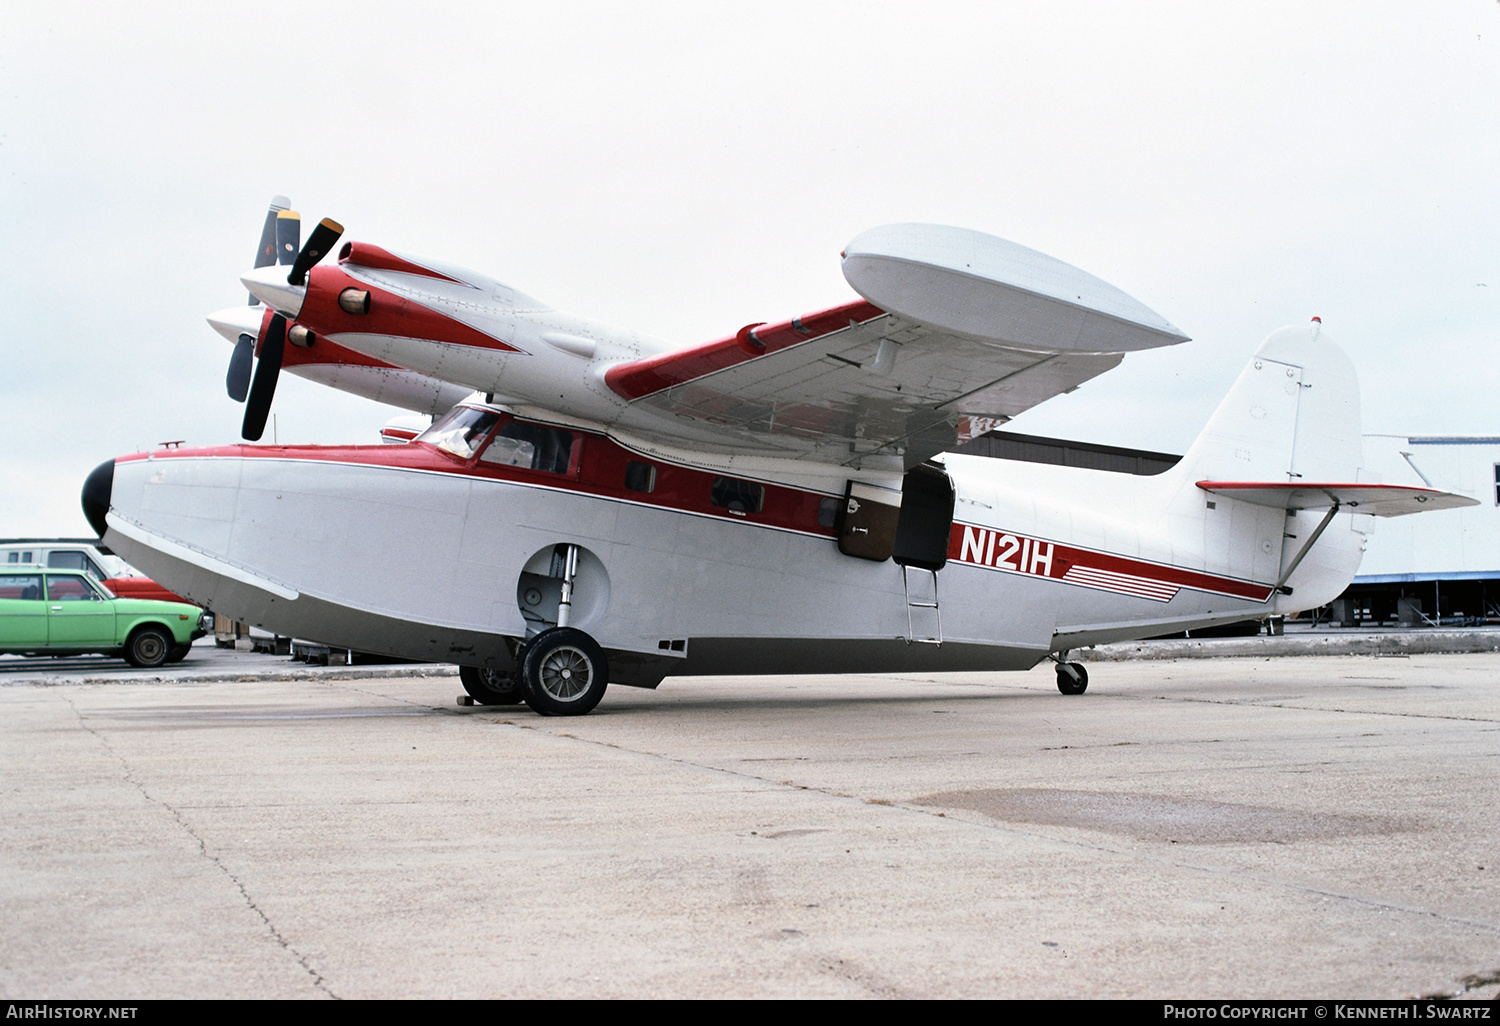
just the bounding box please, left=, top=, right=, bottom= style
left=126, top=621, right=173, bottom=643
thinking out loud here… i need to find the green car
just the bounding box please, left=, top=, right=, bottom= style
left=0, top=565, right=208, bottom=668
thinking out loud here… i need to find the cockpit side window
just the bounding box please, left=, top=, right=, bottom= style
left=416, top=407, right=501, bottom=460
left=479, top=420, right=574, bottom=474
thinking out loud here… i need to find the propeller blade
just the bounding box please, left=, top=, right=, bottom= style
left=250, top=195, right=292, bottom=304
left=242, top=314, right=286, bottom=441
left=226, top=333, right=254, bottom=402
left=287, top=217, right=343, bottom=286
left=275, top=209, right=301, bottom=266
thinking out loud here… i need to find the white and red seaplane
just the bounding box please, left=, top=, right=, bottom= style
left=81, top=199, right=1475, bottom=714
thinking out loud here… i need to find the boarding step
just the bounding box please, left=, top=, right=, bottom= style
left=901, top=564, right=943, bottom=645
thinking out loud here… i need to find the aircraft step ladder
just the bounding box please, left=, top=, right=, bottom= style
left=902, top=565, right=943, bottom=645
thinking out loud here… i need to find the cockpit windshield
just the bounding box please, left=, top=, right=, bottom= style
left=416, top=407, right=500, bottom=460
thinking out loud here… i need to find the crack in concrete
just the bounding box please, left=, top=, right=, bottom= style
left=819, top=955, right=909, bottom=998
left=1157, top=695, right=1500, bottom=724
left=59, top=693, right=340, bottom=999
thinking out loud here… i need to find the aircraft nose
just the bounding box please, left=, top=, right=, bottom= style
left=81, top=458, right=114, bottom=537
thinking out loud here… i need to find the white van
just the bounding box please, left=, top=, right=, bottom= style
left=0, top=539, right=187, bottom=603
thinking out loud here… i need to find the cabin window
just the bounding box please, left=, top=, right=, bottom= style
left=625, top=461, right=657, bottom=494
left=418, top=407, right=500, bottom=460
left=1494, top=463, right=1499, bottom=505
left=7, top=551, right=34, bottom=564
left=817, top=496, right=840, bottom=528
left=479, top=420, right=574, bottom=474
left=711, top=477, right=764, bottom=514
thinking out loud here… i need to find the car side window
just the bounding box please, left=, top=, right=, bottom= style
left=47, top=575, right=103, bottom=602
left=47, top=551, right=106, bottom=581
left=0, top=575, right=43, bottom=601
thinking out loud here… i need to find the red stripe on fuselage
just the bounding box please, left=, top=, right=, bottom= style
left=604, top=299, right=885, bottom=401
left=118, top=430, right=839, bottom=539
left=947, top=522, right=1273, bottom=602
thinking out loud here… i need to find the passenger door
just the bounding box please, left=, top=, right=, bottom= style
left=45, top=574, right=116, bottom=647
left=892, top=465, right=956, bottom=571
left=0, top=574, right=49, bottom=647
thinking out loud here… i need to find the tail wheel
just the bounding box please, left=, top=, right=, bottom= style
left=125, top=626, right=173, bottom=669
left=459, top=665, right=525, bottom=705
left=519, top=627, right=609, bottom=716
left=1056, top=662, right=1088, bottom=695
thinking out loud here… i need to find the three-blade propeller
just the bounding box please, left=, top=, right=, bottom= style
left=224, top=197, right=343, bottom=440
left=227, top=198, right=295, bottom=403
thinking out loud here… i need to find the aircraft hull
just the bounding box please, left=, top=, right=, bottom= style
left=95, top=435, right=1314, bottom=681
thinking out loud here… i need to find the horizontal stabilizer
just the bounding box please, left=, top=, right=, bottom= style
left=1196, top=481, right=1478, bottom=517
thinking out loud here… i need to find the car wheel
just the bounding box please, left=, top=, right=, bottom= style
left=459, top=664, right=525, bottom=705
left=124, top=626, right=173, bottom=668
left=519, top=627, right=608, bottom=716
left=164, top=643, right=191, bottom=664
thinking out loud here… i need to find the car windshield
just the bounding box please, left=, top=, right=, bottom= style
left=416, top=407, right=500, bottom=460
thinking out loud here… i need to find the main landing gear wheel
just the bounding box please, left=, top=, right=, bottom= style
left=519, top=627, right=609, bottom=717
left=459, top=665, right=525, bottom=706
left=1056, top=662, right=1088, bottom=695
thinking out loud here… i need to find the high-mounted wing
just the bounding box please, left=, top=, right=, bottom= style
left=605, top=224, right=1190, bottom=469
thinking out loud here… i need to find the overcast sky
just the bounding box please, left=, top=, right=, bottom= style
left=3, top=1, right=1498, bottom=537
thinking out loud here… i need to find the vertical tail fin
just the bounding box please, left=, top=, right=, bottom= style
left=1169, top=321, right=1367, bottom=612
left=1176, top=321, right=1363, bottom=486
